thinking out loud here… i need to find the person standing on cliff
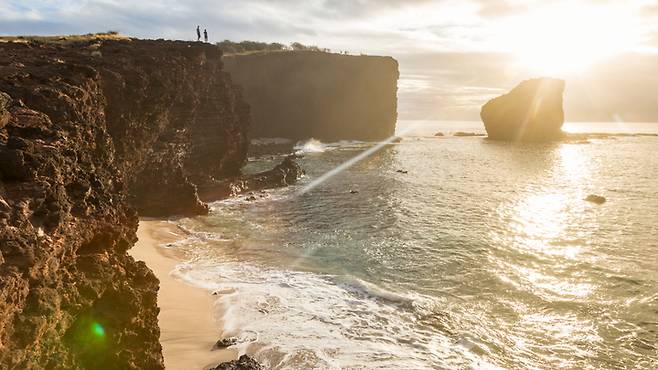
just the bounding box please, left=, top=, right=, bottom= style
left=204, top=29, right=208, bottom=43
left=196, top=26, right=201, bottom=41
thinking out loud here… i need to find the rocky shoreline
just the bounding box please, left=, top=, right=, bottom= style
left=0, top=38, right=301, bottom=369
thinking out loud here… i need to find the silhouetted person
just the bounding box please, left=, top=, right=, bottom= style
left=196, top=26, right=201, bottom=41
left=204, top=29, right=208, bottom=43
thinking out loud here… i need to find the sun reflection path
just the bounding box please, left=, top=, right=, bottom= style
left=289, top=126, right=418, bottom=271
left=298, top=125, right=417, bottom=196
left=490, top=140, right=600, bottom=303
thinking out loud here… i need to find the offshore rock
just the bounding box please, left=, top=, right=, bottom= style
left=198, top=155, right=303, bottom=201
left=0, top=38, right=250, bottom=369
left=211, top=355, right=263, bottom=370
left=212, top=337, right=238, bottom=350
left=481, top=78, right=565, bottom=141
left=223, top=51, right=399, bottom=141
left=585, top=194, right=606, bottom=204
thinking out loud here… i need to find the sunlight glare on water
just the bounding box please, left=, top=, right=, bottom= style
left=173, top=122, right=658, bottom=369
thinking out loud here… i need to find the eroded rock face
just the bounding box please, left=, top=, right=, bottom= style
left=0, top=39, right=250, bottom=369
left=0, top=92, right=11, bottom=129
left=481, top=78, right=565, bottom=141
left=223, top=51, right=399, bottom=142
left=198, top=155, right=304, bottom=201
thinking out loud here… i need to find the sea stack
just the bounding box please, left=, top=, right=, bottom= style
left=480, top=78, right=565, bottom=141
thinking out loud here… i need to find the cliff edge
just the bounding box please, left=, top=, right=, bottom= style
left=0, top=39, right=253, bottom=369
left=223, top=51, right=399, bottom=142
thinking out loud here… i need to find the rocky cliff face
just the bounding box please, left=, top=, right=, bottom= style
left=0, top=39, right=256, bottom=369
left=481, top=78, right=565, bottom=141
left=223, top=51, right=399, bottom=142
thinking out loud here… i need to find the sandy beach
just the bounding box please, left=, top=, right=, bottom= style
left=129, top=220, right=238, bottom=370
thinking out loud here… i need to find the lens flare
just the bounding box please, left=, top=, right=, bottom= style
left=298, top=124, right=418, bottom=195
left=91, top=322, right=105, bottom=338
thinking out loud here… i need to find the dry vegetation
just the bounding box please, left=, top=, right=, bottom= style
left=0, top=31, right=128, bottom=44
left=217, top=40, right=332, bottom=56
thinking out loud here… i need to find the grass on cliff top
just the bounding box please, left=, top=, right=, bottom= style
left=0, top=31, right=128, bottom=44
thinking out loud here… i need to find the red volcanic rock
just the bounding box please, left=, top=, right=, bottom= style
left=0, top=39, right=252, bottom=369
left=0, top=92, right=11, bottom=129
left=481, top=78, right=565, bottom=141
left=0, top=38, right=307, bottom=369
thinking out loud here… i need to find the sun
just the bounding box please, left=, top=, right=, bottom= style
left=497, top=3, right=642, bottom=75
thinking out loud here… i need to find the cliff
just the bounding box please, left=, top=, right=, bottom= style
left=223, top=51, right=399, bottom=142
left=0, top=38, right=298, bottom=369
left=480, top=78, right=565, bottom=141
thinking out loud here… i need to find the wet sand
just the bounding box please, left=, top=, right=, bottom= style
left=129, top=220, right=238, bottom=370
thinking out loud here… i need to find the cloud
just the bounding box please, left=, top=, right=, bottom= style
left=475, top=0, right=529, bottom=18
left=650, top=31, right=658, bottom=46
left=3, top=0, right=658, bottom=121
left=0, top=1, right=320, bottom=41
left=315, top=0, right=435, bottom=18
left=2, top=0, right=655, bottom=53
left=641, top=2, right=658, bottom=16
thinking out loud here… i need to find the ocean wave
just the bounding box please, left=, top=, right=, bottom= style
left=331, top=139, right=367, bottom=146
left=565, top=132, right=658, bottom=139
left=169, top=261, right=468, bottom=369
left=293, top=138, right=371, bottom=155
left=294, top=138, right=327, bottom=154
left=251, top=137, right=294, bottom=146
left=164, top=132, right=658, bottom=369
left=330, top=275, right=419, bottom=307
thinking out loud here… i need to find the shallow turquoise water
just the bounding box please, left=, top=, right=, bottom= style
left=173, top=122, right=658, bottom=369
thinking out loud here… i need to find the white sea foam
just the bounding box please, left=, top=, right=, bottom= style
left=169, top=260, right=471, bottom=369
left=293, top=138, right=369, bottom=155
left=294, top=138, right=327, bottom=154
left=163, top=130, right=658, bottom=369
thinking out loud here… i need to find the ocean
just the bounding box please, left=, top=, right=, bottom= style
left=169, top=121, right=658, bottom=369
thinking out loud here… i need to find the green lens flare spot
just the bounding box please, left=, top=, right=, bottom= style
left=91, top=322, right=105, bottom=338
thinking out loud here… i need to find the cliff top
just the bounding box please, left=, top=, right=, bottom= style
left=0, top=31, right=128, bottom=44
left=221, top=49, right=396, bottom=61
left=217, top=39, right=389, bottom=59
left=0, top=34, right=390, bottom=60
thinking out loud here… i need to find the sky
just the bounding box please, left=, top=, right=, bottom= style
left=2, top=0, right=658, bottom=122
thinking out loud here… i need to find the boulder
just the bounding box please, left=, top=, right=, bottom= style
left=213, top=337, right=238, bottom=350
left=197, top=155, right=304, bottom=202
left=211, top=355, right=263, bottom=370
left=585, top=194, right=606, bottom=204
left=481, top=78, right=565, bottom=141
